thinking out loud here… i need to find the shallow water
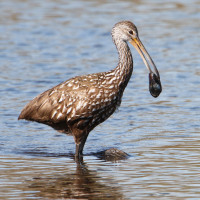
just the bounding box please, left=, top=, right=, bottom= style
left=0, top=0, right=200, bottom=199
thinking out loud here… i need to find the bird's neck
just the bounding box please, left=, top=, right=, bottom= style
left=114, top=39, right=133, bottom=91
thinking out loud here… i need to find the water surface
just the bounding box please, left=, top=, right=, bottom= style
left=0, top=0, right=200, bottom=199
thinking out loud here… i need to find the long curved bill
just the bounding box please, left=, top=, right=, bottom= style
left=130, top=37, right=162, bottom=97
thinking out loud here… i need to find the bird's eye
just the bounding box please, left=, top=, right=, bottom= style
left=129, top=30, right=133, bottom=35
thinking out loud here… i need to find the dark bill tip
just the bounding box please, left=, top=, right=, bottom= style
left=149, top=72, right=162, bottom=98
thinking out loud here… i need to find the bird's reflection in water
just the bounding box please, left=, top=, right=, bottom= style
left=28, top=158, right=124, bottom=199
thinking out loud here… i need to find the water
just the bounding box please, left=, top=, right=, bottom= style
left=0, top=0, right=200, bottom=199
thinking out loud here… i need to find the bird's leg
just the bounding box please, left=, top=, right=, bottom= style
left=75, top=132, right=89, bottom=160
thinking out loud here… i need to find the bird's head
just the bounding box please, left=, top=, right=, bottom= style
left=112, top=21, right=138, bottom=42
left=112, top=21, right=162, bottom=98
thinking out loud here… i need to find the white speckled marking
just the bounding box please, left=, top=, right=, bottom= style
left=89, top=88, right=96, bottom=93
left=76, top=101, right=83, bottom=110
left=67, top=107, right=72, bottom=114
left=67, top=82, right=73, bottom=87
left=108, top=85, right=114, bottom=89
left=96, top=93, right=101, bottom=98
left=102, top=80, right=107, bottom=84
left=59, top=84, right=64, bottom=89
left=51, top=110, right=57, bottom=119
left=92, top=108, right=96, bottom=112
left=67, top=101, right=72, bottom=107
left=62, top=105, right=67, bottom=113
left=49, top=90, right=55, bottom=96
left=108, top=77, right=117, bottom=84
left=71, top=108, right=76, bottom=117
left=59, top=94, right=65, bottom=103
left=82, top=102, right=88, bottom=108
left=91, top=102, right=96, bottom=106
left=64, top=80, right=70, bottom=85
left=73, top=85, right=79, bottom=90
left=105, top=98, right=109, bottom=102
left=57, top=112, right=63, bottom=119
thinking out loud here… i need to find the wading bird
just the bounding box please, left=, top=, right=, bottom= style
left=18, top=21, right=162, bottom=160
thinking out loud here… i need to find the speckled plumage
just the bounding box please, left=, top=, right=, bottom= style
left=18, top=21, right=161, bottom=159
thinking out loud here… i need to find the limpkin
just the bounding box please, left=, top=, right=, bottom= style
left=18, top=21, right=162, bottom=160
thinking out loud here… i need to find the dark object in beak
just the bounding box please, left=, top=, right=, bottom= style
left=130, top=37, right=162, bottom=98
left=149, top=72, right=162, bottom=98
